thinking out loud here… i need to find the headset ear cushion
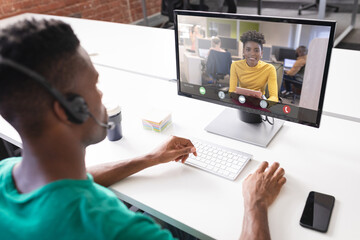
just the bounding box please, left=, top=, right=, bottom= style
left=65, top=93, right=89, bottom=124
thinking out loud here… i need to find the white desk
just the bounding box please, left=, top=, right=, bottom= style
left=0, top=13, right=177, bottom=81
left=1, top=14, right=360, bottom=240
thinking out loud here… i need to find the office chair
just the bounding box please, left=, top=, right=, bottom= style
left=282, top=73, right=303, bottom=104
left=161, top=0, right=183, bottom=27
left=204, top=50, right=232, bottom=87
left=161, top=0, right=209, bottom=27
left=298, top=0, right=339, bottom=15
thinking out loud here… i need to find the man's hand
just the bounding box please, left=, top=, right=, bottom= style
left=242, top=161, right=286, bottom=210
left=150, top=136, right=197, bottom=164
left=240, top=162, right=286, bottom=240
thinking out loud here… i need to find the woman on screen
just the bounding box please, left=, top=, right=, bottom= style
left=189, top=25, right=203, bottom=51
left=229, top=30, right=278, bottom=102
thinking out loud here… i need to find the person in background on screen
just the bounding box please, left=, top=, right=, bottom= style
left=229, top=30, right=278, bottom=102
left=205, top=36, right=232, bottom=84
left=190, top=25, right=203, bottom=51
left=0, top=19, right=285, bottom=240
left=281, top=46, right=308, bottom=97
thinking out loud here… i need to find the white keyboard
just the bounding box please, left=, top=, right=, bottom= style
left=185, top=139, right=252, bottom=181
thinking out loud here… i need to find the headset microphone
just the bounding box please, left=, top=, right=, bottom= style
left=88, top=112, right=115, bottom=130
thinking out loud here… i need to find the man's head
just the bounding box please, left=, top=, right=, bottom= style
left=296, top=46, right=308, bottom=58
left=0, top=19, right=107, bottom=145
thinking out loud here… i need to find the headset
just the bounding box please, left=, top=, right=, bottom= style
left=0, top=56, right=113, bottom=129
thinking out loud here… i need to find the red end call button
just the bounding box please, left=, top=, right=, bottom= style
left=283, top=105, right=291, bottom=114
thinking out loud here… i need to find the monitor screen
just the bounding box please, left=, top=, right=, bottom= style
left=271, top=45, right=294, bottom=61
left=219, top=36, right=238, bottom=56
left=284, top=58, right=296, bottom=69
left=278, top=48, right=296, bottom=61
left=197, top=38, right=211, bottom=58
left=262, top=46, right=272, bottom=61
left=175, top=10, right=335, bottom=146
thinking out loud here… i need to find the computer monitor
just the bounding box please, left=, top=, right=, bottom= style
left=278, top=48, right=296, bottom=62
left=271, top=45, right=295, bottom=62
left=262, top=46, right=272, bottom=62
left=174, top=10, right=336, bottom=147
left=196, top=38, right=211, bottom=58
left=219, top=36, right=238, bottom=56
left=271, top=45, right=281, bottom=61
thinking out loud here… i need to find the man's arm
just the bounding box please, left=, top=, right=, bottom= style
left=240, top=162, right=286, bottom=240
left=285, top=58, right=305, bottom=76
left=87, top=136, right=197, bottom=187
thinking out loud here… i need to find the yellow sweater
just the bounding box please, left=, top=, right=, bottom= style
left=229, top=60, right=278, bottom=102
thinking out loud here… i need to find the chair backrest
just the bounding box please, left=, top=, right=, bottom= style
left=206, top=50, right=232, bottom=77
left=161, top=0, right=183, bottom=22
left=265, top=62, right=283, bottom=98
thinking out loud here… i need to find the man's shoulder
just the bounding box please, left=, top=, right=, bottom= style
left=0, top=157, right=21, bottom=166
left=0, top=157, right=21, bottom=176
left=296, top=56, right=307, bottom=64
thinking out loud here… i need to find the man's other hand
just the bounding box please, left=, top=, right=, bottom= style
left=150, top=136, right=197, bottom=164
left=242, top=161, right=286, bottom=210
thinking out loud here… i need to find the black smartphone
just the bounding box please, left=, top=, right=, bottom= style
left=300, top=191, right=335, bottom=233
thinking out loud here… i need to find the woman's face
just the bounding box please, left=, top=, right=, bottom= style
left=243, top=41, right=263, bottom=67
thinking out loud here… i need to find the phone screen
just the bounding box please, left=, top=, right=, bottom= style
left=300, top=191, right=335, bottom=232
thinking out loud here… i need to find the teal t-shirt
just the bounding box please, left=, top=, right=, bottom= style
left=0, top=157, right=174, bottom=240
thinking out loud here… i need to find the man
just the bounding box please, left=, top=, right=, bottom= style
left=285, top=46, right=307, bottom=77
left=281, top=46, right=308, bottom=97
left=0, top=19, right=286, bottom=239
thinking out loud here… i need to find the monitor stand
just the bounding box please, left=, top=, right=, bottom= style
left=205, top=108, right=284, bottom=147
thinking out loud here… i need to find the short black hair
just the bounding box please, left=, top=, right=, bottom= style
left=240, top=30, right=266, bottom=49
left=296, top=45, right=308, bottom=56
left=0, top=19, right=80, bottom=136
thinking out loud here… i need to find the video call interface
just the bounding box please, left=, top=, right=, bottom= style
left=176, top=14, right=332, bottom=125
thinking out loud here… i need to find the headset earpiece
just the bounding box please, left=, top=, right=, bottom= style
left=65, top=93, right=89, bottom=124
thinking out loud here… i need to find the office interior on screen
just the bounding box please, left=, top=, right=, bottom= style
left=177, top=15, right=331, bottom=110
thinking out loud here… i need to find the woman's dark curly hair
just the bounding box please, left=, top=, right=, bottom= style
left=240, top=30, right=266, bottom=49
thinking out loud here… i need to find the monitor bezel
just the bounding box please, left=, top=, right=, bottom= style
left=174, top=10, right=336, bottom=128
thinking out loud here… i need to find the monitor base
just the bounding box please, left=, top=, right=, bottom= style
left=205, top=108, right=284, bottom=148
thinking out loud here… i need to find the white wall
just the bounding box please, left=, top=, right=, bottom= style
left=259, top=22, right=293, bottom=47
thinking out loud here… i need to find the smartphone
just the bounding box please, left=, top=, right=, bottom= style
left=300, top=191, right=335, bottom=233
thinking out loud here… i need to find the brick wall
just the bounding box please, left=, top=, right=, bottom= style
left=0, top=0, right=162, bottom=23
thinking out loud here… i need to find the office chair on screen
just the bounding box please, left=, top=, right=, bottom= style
left=203, top=50, right=232, bottom=88
left=282, top=66, right=305, bottom=104
left=298, top=0, right=339, bottom=15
